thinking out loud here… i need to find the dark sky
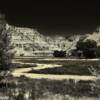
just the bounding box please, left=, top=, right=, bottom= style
left=0, top=1, right=100, bottom=36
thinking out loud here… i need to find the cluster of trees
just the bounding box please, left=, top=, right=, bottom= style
left=76, top=39, right=97, bottom=58
left=71, top=39, right=100, bottom=58
left=53, top=39, right=100, bottom=58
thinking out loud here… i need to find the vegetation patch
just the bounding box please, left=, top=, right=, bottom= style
left=28, top=65, right=93, bottom=75
left=0, top=75, right=99, bottom=100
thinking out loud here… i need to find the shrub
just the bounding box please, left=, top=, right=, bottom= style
left=53, top=50, right=66, bottom=57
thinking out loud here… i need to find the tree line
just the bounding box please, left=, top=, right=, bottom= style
left=53, top=39, right=100, bottom=58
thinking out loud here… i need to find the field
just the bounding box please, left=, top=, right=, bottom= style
left=0, top=76, right=99, bottom=100
left=1, top=56, right=100, bottom=100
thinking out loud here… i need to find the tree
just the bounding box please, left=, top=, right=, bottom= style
left=0, top=13, right=13, bottom=71
left=76, top=39, right=97, bottom=58
left=0, top=27, right=11, bottom=70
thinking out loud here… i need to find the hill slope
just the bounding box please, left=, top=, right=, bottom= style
left=5, top=24, right=100, bottom=56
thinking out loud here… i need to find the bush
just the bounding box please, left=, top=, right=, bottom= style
left=20, top=53, right=24, bottom=57
left=53, top=50, right=66, bottom=57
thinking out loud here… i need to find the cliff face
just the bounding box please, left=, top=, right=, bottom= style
left=6, top=24, right=81, bottom=56
left=5, top=24, right=100, bottom=56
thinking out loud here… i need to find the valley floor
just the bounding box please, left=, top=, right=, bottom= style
left=11, top=62, right=97, bottom=81
left=3, top=56, right=100, bottom=100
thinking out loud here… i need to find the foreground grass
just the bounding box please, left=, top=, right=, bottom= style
left=36, top=93, right=100, bottom=100
left=0, top=75, right=99, bottom=100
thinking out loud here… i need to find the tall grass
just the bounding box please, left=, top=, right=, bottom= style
left=0, top=75, right=99, bottom=100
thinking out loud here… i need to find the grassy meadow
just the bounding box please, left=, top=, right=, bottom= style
left=1, top=57, right=100, bottom=100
